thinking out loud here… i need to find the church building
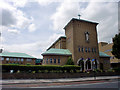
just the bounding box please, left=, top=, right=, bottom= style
left=42, top=18, right=110, bottom=72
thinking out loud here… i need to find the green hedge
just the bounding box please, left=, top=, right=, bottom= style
left=113, top=67, right=120, bottom=72
left=1, top=64, right=81, bottom=73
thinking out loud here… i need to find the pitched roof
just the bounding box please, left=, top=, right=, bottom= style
left=0, top=52, right=36, bottom=58
left=42, top=48, right=72, bottom=56
left=99, top=52, right=110, bottom=57
left=47, top=36, right=66, bottom=50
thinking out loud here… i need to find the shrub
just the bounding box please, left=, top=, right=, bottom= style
left=107, top=69, right=113, bottom=72
left=113, top=67, right=120, bottom=72
left=65, top=57, right=74, bottom=65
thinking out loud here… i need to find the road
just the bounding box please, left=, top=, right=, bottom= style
left=40, top=80, right=119, bottom=88
left=1, top=79, right=119, bottom=88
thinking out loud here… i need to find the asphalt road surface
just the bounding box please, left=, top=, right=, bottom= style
left=1, top=79, right=119, bottom=88
left=39, top=80, right=119, bottom=88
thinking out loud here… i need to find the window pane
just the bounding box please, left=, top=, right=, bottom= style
left=92, top=48, right=94, bottom=52
left=1, top=57, right=4, bottom=60
left=94, top=48, right=96, bottom=53
left=82, top=47, right=84, bottom=52
left=18, top=58, right=20, bottom=61
left=50, top=58, right=52, bottom=63
left=85, top=47, right=87, bottom=52
left=78, top=47, right=80, bottom=52
left=21, top=58, right=24, bottom=62
left=6, top=58, right=9, bottom=61
left=58, top=58, right=60, bottom=64
left=54, top=59, right=56, bottom=63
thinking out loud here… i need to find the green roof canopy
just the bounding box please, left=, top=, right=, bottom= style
left=99, top=52, right=110, bottom=57
left=0, top=52, right=36, bottom=58
left=42, top=48, right=72, bottom=56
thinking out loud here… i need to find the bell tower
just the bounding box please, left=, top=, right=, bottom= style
left=64, top=18, right=99, bottom=71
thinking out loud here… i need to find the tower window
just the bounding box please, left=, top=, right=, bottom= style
left=85, top=47, right=87, bottom=52
left=78, top=47, right=80, bottom=52
left=88, top=48, right=90, bottom=52
left=81, top=47, right=84, bottom=52
left=92, top=48, right=94, bottom=53
left=85, top=32, right=89, bottom=42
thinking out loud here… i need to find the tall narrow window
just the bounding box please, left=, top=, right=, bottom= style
left=58, top=58, right=60, bottom=64
left=50, top=58, right=52, bottom=63
left=78, top=47, right=80, bottom=52
left=85, top=47, right=87, bottom=52
left=92, top=48, right=94, bottom=53
left=85, top=32, right=89, bottom=42
left=81, top=47, right=84, bottom=52
left=54, top=59, right=56, bottom=63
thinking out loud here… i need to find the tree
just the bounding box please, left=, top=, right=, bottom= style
left=66, top=57, right=74, bottom=65
left=112, top=33, right=120, bottom=59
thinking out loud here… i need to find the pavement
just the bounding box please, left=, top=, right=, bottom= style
left=1, top=76, right=120, bottom=85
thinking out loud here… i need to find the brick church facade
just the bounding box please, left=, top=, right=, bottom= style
left=42, top=18, right=110, bottom=71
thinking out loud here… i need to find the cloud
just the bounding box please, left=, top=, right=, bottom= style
left=1, top=8, right=17, bottom=26
left=3, top=33, right=64, bottom=58
left=28, top=23, right=36, bottom=32
left=0, top=0, right=35, bottom=32
left=81, top=2, right=118, bottom=42
left=8, top=29, right=20, bottom=34
left=51, top=1, right=118, bottom=43
left=50, top=1, right=80, bottom=31
left=9, top=0, right=28, bottom=7
left=1, top=36, right=5, bottom=42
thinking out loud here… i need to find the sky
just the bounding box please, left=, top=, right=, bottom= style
left=0, top=0, right=119, bottom=58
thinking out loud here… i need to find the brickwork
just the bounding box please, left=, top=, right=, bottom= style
left=43, top=55, right=71, bottom=65
left=42, top=18, right=111, bottom=71
left=99, top=57, right=111, bottom=71
left=99, top=42, right=120, bottom=64
left=0, top=56, right=35, bottom=65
